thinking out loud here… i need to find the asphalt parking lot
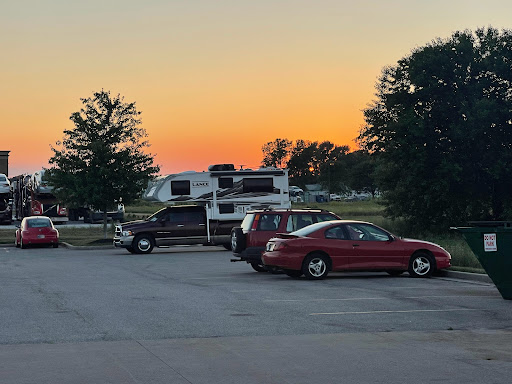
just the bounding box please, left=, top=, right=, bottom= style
left=1, top=245, right=512, bottom=383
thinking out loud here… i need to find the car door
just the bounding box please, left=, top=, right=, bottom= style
left=321, top=225, right=353, bottom=269
left=344, top=223, right=404, bottom=269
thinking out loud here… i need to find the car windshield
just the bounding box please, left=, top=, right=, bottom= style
left=27, top=219, right=51, bottom=228
left=290, top=221, right=334, bottom=237
left=146, top=208, right=168, bottom=222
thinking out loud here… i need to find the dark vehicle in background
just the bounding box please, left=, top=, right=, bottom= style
left=230, top=209, right=341, bottom=272
left=0, top=197, right=12, bottom=224
left=15, top=216, right=59, bottom=249
left=114, top=205, right=237, bottom=254
left=262, top=220, right=452, bottom=279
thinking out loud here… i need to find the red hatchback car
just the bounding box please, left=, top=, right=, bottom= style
left=262, top=220, right=451, bottom=279
left=15, top=216, right=59, bottom=249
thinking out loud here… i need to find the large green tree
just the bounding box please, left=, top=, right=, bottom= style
left=49, top=90, right=160, bottom=236
left=358, top=27, right=512, bottom=231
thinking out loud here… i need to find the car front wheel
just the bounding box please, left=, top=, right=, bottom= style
left=302, top=253, right=329, bottom=280
left=250, top=262, right=267, bottom=272
left=133, top=234, right=154, bottom=254
left=408, top=252, right=434, bottom=278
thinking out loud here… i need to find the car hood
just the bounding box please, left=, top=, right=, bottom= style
left=401, top=237, right=446, bottom=249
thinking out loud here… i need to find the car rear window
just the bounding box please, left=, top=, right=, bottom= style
left=27, top=219, right=51, bottom=228
left=316, top=213, right=339, bottom=222
left=0, top=175, right=6, bottom=182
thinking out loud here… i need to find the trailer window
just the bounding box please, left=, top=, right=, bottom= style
left=218, top=178, right=233, bottom=189
left=219, top=203, right=234, bottom=214
left=242, top=178, right=274, bottom=193
left=171, top=180, right=190, bottom=195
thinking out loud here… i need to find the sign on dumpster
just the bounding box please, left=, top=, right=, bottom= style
left=484, top=233, right=497, bottom=252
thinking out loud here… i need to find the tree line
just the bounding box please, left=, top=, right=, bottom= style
left=261, top=138, right=378, bottom=197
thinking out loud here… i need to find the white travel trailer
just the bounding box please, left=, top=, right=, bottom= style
left=143, top=164, right=291, bottom=221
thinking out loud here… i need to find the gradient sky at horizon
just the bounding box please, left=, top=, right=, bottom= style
left=2, top=0, right=512, bottom=176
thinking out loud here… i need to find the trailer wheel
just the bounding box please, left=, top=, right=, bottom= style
left=133, top=234, right=154, bottom=254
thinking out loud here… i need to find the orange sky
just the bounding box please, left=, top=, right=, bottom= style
left=2, top=1, right=512, bottom=176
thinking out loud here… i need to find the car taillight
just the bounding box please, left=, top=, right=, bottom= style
left=31, top=201, right=42, bottom=215
left=251, top=214, right=260, bottom=231
left=58, top=205, right=67, bottom=215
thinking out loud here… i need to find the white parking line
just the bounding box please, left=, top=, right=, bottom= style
left=310, top=308, right=482, bottom=315
left=266, top=295, right=499, bottom=302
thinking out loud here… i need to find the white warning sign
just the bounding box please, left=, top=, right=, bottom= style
left=484, top=233, right=497, bottom=252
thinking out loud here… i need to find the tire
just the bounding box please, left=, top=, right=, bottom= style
left=15, top=238, right=20, bottom=248
left=302, top=253, right=329, bottom=280
left=222, top=243, right=232, bottom=251
left=408, top=252, right=435, bottom=278
left=231, top=227, right=246, bottom=253
left=20, top=237, right=27, bottom=249
left=285, top=269, right=303, bottom=278
left=126, top=247, right=136, bottom=254
left=53, top=243, right=59, bottom=248
left=132, top=234, right=154, bottom=254
left=250, top=262, right=267, bottom=272
left=386, top=270, right=404, bottom=276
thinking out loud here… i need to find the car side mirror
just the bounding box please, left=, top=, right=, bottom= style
left=15, top=224, right=20, bottom=229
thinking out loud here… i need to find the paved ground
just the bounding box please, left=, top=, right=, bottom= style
left=1, top=245, right=511, bottom=383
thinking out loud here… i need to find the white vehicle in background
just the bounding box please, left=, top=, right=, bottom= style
left=330, top=193, right=342, bottom=201
left=289, top=186, right=304, bottom=202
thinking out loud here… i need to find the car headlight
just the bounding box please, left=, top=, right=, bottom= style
left=122, top=230, right=133, bottom=236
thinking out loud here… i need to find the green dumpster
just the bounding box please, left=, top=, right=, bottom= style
left=454, top=221, right=512, bottom=300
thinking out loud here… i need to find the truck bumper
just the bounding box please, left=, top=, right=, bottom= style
left=113, top=235, right=134, bottom=249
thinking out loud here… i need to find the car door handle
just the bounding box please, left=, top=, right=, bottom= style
left=352, top=244, right=360, bottom=247
left=177, top=224, right=184, bottom=227
left=199, top=224, right=205, bottom=226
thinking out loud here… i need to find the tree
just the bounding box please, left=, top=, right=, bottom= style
left=261, top=138, right=292, bottom=168
left=49, top=90, right=160, bottom=237
left=358, top=27, right=512, bottom=231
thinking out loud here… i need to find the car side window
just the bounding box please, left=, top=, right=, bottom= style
left=257, top=214, right=281, bottom=231
left=316, top=214, right=338, bottom=223
left=345, top=223, right=390, bottom=241
left=286, top=214, right=314, bottom=232
left=324, top=226, right=346, bottom=240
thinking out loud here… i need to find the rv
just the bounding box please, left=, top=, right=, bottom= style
left=143, top=164, right=291, bottom=220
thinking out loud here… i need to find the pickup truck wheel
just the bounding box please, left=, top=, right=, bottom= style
left=222, top=243, right=232, bottom=251
left=231, top=228, right=246, bottom=253
left=126, top=247, right=136, bottom=254
left=133, top=234, right=154, bottom=254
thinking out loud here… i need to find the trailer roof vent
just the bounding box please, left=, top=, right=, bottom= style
left=208, top=164, right=235, bottom=171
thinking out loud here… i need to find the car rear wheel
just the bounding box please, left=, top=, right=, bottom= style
left=20, top=237, right=27, bottom=249
left=408, top=252, right=434, bottom=278
left=133, top=234, right=154, bottom=254
left=53, top=243, right=59, bottom=248
left=250, top=262, right=267, bottom=272
left=231, top=228, right=246, bottom=253
left=302, top=253, right=329, bottom=280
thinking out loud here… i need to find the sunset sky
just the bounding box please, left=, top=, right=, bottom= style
left=2, top=0, right=512, bottom=176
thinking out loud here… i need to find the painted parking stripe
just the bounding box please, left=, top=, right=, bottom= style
left=266, top=295, right=499, bottom=302
left=310, top=308, right=482, bottom=315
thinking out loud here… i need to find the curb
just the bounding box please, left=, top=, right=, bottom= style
left=435, top=269, right=492, bottom=284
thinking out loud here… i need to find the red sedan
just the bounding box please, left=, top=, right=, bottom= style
left=15, top=216, right=59, bottom=249
left=262, top=220, right=451, bottom=279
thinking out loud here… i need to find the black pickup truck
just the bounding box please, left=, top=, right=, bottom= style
left=113, top=205, right=238, bottom=254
